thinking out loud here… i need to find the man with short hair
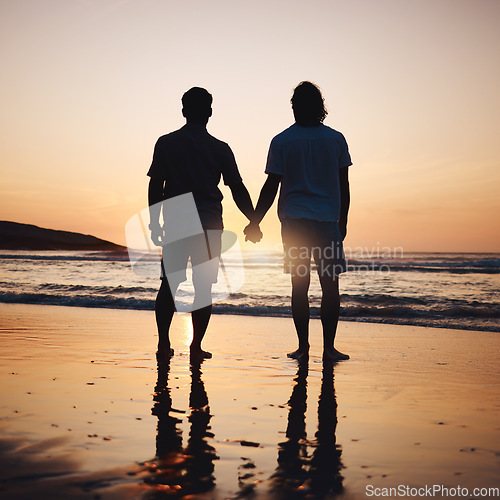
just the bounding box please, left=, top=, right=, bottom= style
left=245, top=81, right=351, bottom=362
left=148, top=87, right=256, bottom=362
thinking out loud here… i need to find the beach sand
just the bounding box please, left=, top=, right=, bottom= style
left=0, top=303, right=498, bottom=499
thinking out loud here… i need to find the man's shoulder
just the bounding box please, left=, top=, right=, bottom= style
left=156, top=127, right=225, bottom=144
left=155, top=126, right=234, bottom=159
left=155, top=127, right=184, bottom=144
left=270, top=124, right=298, bottom=146
left=319, top=124, right=346, bottom=140
left=271, top=124, right=346, bottom=143
left=205, top=131, right=231, bottom=150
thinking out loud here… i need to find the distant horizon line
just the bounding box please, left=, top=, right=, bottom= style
left=2, top=220, right=498, bottom=255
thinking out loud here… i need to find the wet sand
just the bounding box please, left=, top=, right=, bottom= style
left=0, top=303, right=499, bottom=499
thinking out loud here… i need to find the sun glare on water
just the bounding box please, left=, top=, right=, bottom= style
left=179, top=313, right=193, bottom=349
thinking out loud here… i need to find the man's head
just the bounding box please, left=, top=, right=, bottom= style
left=291, top=81, right=327, bottom=126
left=182, top=87, right=213, bottom=124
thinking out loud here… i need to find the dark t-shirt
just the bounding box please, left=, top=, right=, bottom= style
left=147, top=124, right=242, bottom=229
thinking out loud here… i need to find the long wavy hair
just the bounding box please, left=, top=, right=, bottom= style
left=291, top=81, right=328, bottom=126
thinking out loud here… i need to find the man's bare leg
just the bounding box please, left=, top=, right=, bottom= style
left=155, top=279, right=177, bottom=361
left=190, top=282, right=213, bottom=360
left=288, top=272, right=311, bottom=360
left=319, top=275, right=349, bottom=362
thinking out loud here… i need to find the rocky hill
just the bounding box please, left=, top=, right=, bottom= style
left=0, top=221, right=126, bottom=251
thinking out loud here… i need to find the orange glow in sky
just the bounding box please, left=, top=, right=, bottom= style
left=1, top=0, right=499, bottom=252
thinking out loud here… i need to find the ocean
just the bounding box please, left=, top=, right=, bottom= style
left=0, top=248, right=499, bottom=332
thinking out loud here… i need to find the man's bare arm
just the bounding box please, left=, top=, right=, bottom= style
left=229, top=181, right=263, bottom=242
left=252, top=173, right=282, bottom=224
left=229, top=181, right=255, bottom=221
left=242, top=173, right=281, bottom=243
left=148, top=177, right=164, bottom=245
left=339, top=166, right=350, bottom=240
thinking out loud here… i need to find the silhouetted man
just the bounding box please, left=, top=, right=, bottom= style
left=245, top=81, right=351, bottom=362
left=148, top=87, right=255, bottom=361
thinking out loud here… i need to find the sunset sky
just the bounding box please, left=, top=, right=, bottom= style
left=1, top=0, right=499, bottom=252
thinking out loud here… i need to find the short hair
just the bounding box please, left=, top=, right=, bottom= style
left=182, top=87, right=212, bottom=118
left=291, top=81, right=327, bottom=125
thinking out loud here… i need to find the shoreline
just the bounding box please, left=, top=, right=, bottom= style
left=0, top=303, right=499, bottom=499
left=0, top=299, right=498, bottom=333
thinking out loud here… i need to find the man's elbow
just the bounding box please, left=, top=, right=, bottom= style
left=230, top=181, right=246, bottom=197
left=340, top=186, right=350, bottom=204
left=340, top=176, right=350, bottom=195
left=148, top=178, right=164, bottom=204
left=230, top=180, right=245, bottom=190
left=264, top=174, right=281, bottom=194
left=341, top=183, right=350, bottom=199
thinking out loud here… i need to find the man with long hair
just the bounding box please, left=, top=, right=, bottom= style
left=245, top=82, right=351, bottom=362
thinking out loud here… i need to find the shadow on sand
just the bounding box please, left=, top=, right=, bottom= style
left=143, top=360, right=218, bottom=498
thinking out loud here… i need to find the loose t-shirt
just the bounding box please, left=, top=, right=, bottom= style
left=265, top=124, right=352, bottom=222
left=147, top=124, right=242, bottom=229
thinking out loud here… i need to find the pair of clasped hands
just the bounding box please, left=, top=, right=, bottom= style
left=243, top=221, right=263, bottom=244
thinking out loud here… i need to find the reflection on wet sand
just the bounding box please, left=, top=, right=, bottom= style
left=270, top=362, right=344, bottom=498
left=144, top=360, right=217, bottom=497
left=140, top=355, right=344, bottom=498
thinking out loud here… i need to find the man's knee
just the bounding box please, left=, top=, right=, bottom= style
left=157, top=279, right=176, bottom=302
left=292, top=275, right=310, bottom=295
left=319, top=276, right=339, bottom=294
left=192, top=281, right=212, bottom=307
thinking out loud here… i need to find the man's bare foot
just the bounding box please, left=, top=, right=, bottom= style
left=156, top=347, right=174, bottom=358
left=287, top=348, right=309, bottom=361
left=156, top=347, right=174, bottom=362
left=190, top=347, right=212, bottom=360
left=323, top=347, right=349, bottom=362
